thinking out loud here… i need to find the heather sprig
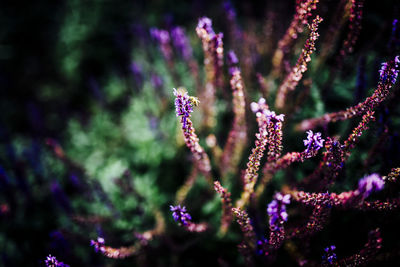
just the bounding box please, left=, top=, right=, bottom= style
left=170, top=26, right=201, bottom=93
left=297, top=56, right=400, bottom=131
left=150, top=28, right=174, bottom=66
left=236, top=98, right=272, bottom=209
left=196, top=17, right=224, bottom=129
left=255, top=131, right=324, bottom=199
left=251, top=98, right=285, bottom=162
left=214, top=181, right=233, bottom=234
left=171, top=27, right=193, bottom=61
left=317, top=0, right=351, bottom=67
left=267, top=193, right=290, bottom=230
left=173, top=88, right=212, bottom=180
left=275, top=15, right=323, bottom=109
left=291, top=173, right=386, bottom=210
left=90, top=237, right=140, bottom=259
left=232, top=207, right=256, bottom=251
left=223, top=1, right=242, bottom=45
left=173, top=88, right=194, bottom=131
left=170, top=204, right=192, bottom=226
left=272, top=0, right=319, bottom=74
left=339, top=0, right=364, bottom=56
left=170, top=205, right=208, bottom=233
left=220, top=52, right=247, bottom=179
left=299, top=110, right=375, bottom=190
left=285, top=190, right=333, bottom=239
left=267, top=193, right=290, bottom=249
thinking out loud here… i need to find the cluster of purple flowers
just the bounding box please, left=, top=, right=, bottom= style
left=303, top=130, right=324, bottom=156
left=250, top=98, right=285, bottom=122
left=173, top=88, right=194, bottom=131
left=150, top=28, right=170, bottom=44
left=171, top=27, right=193, bottom=60
left=322, top=245, right=337, bottom=265
left=379, top=55, right=400, bottom=85
left=357, top=173, right=385, bottom=199
left=227, top=50, right=239, bottom=74
left=197, top=17, right=214, bottom=37
left=267, top=193, right=290, bottom=230
left=44, top=255, right=69, bottom=267
left=170, top=205, right=192, bottom=226
left=90, top=237, right=105, bottom=253
left=227, top=50, right=239, bottom=66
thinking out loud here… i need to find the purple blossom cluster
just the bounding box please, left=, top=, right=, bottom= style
left=267, top=193, right=290, bottom=230
left=171, top=27, right=193, bottom=60
left=173, top=88, right=194, bottom=131
left=44, top=255, right=69, bottom=267
left=303, top=130, right=324, bottom=156
left=379, top=55, right=400, bottom=85
left=227, top=50, right=239, bottom=74
left=90, top=237, right=105, bottom=253
left=357, top=173, right=385, bottom=199
left=170, top=205, right=192, bottom=226
left=250, top=98, right=285, bottom=122
left=227, top=50, right=239, bottom=66
left=322, top=245, right=337, bottom=265
left=150, top=28, right=170, bottom=44
left=197, top=17, right=215, bottom=37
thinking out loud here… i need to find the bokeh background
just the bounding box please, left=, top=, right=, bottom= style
left=0, top=0, right=399, bottom=266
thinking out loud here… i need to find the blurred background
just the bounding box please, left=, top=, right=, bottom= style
left=0, top=0, right=399, bottom=266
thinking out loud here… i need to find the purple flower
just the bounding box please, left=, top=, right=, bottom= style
left=170, top=205, right=192, bottom=226
left=250, top=98, right=285, bottom=122
left=227, top=50, right=239, bottom=74
left=90, top=237, right=105, bottom=253
left=303, top=130, right=324, bottom=156
left=197, top=17, right=215, bottom=36
left=227, top=50, right=239, bottom=66
left=130, top=62, right=143, bottom=88
left=171, top=27, right=193, bottom=60
left=267, top=193, right=290, bottom=230
left=151, top=74, right=163, bottom=90
left=45, top=255, right=69, bottom=267
left=322, top=245, right=337, bottom=265
left=223, top=1, right=236, bottom=20
left=357, top=173, right=385, bottom=199
left=379, top=56, right=399, bottom=85
left=173, top=88, right=194, bottom=131
left=150, top=28, right=170, bottom=44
